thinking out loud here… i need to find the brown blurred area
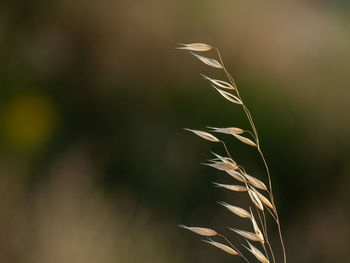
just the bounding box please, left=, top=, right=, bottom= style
left=0, top=0, right=349, bottom=262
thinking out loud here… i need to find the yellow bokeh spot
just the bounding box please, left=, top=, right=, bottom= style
left=2, top=93, right=58, bottom=150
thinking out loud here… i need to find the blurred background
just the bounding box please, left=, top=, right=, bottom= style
left=0, top=0, right=350, bottom=262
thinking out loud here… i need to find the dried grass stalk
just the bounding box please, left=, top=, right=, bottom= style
left=178, top=42, right=287, bottom=263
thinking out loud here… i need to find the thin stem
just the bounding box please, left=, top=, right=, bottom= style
left=244, top=130, right=257, bottom=142
left=266, top=206, right=278, bottom=222
left=220, top=140, right=233, bottom=160
left=218, top=234, right=250, bottom=263
left=256, top=207, right=267, bottom=240
left=243, top=105, right=259, bottom=144
left=266, top=240, right=276, bottom=263
left=257, top=148, right=275, bottom=209
left=215, top=48, right=259, bottom=145
left=262, top=211, right=276, bottom=263
left=258, top=148, right=286, bottom=263
left=215, top=47, right=286, bottom=263
left=262, top=243, right=270, bottom=263
left=255, top=208, right=270, bottom=263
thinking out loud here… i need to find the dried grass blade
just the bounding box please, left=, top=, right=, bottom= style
left=218, top=202, right=251, bottom=218
left=201, top=74, right=234, bottom=90
left=213, top=183, right=247, bottom=192
left=176, top=43, right=213, bottom=51
left=190, top=52, right=223, bottom=68
left=213, top=87, right=242, bottom=104
left=203, top=238, right=239, bottom=255
left=244, top=174, right=267, bottom=190
left=243, top=241, right=269, bottom=263
left=178, top=225, right=217, bottom=236
left=229, top=228, right=262, bottom=242
left=184, top=128, right=219, bottom=142
left=233, top=134, right=257, bottom=147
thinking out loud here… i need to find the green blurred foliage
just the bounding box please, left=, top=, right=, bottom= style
left=0, top=0, right=350, bottom=262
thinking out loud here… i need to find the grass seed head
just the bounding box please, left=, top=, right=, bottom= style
left=184, top=128, right=220, bottom=142
left=203, top=239, right=239, bottom=255
left=218, top=202, right=251, bottom=218
left=178, top=225, right=217, bottom=236
left=176, top=43, right=213, bottom=51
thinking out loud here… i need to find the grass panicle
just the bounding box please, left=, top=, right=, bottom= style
left=177, top=43, right=287, bottom=263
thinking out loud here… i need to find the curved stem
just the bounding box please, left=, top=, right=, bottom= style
left=215, top=47, right=286, bottom=263
left=244, top=130, right=257, bottom=142
left=215, top=48, right=259, bottom=145
left=221, top=140, right=233, bottom=160
left=266, top=206, right=278, bottom=222
left=258, top=148, right=286, bottom=263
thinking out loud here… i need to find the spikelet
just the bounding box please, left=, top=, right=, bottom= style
left=217, top=202, right=251, bottom=218
left=232, top=134, right=257, bottom=147
left=248, top=188, right=264, bottom=211
left=203, top=161, right=232, bottom=171
left=184, top=129, right=219, bottom=142
left=203, top=239, right=239, bottom=255
left=176, top=43, right=213, bottom=51
left=203, top=161, right=238, bottom=171
left=229, top=228, right=262, bottom=242
left=249, top=208, right=264, bottom=242
left=178, top=225, right=217, bottom=236
left=206, top=153, right=238, bottom=171
left=226, top=170, right=247, bottom=183
left=213, top=86, right=242, bottom=104
left=201, top=74, right=235, bottom=90
left=190, top=52, right=223, bottom=68
left=244, top=173, right=267, bottom=191
left=210, top=152, right=237, bottom=166
left=210, top=152, right=235, bottom=163
left=243, top=241, right=269, bottom=263
left=213, top=183, right=247, bottom=192
left=253, top=189, right=273, bottom=209
left=207, top=126, right=244, bottom=135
